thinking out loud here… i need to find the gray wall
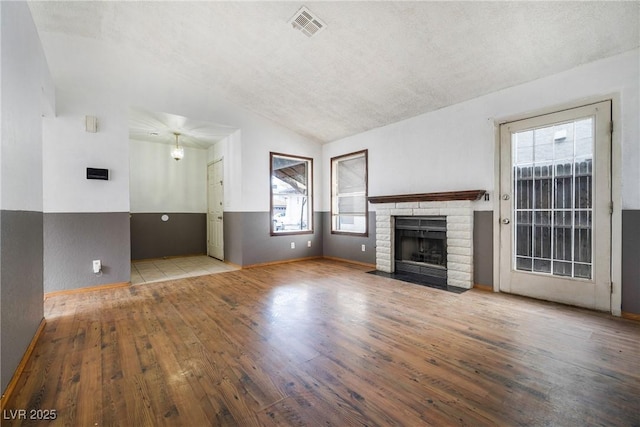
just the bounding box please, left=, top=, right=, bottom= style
left=622, top=210, right=640, bottom=314
left=224, top=212, right=323, bottom=266
left=221, top=211, right=495, bottom=283
left=44, top=213, right=131, bottom=292
left=224, top=212, right=245, bottom=266
left=0, top=211, right=44, bottom=393
left=130, top=213, right=206, bottom=260
left=318, top=210, right=495, bottom=282
left=474, top=211, right=494, bottom=286
left=471, top=209, right=640, bottom=313
left=322, top=211, right=376, bottom=266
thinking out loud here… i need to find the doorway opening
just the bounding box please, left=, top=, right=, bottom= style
left=128, top=107, right=237, bottom=282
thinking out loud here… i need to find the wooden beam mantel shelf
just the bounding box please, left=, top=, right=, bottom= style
left=368, top=189, right=486, bottom=204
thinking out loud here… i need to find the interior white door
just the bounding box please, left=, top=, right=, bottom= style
left=207, top=159, right=224, bottom=260
left=499, top=101, right=612, bottom=311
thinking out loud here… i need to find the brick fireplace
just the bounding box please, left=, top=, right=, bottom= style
left=369, top=190, right=485, bottom=289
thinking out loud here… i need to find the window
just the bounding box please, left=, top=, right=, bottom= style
left=331, top=150, right=368, bottom=235
left=512, top=118, right=595, bottom=278
left=270, top=152, right=313, bottom=235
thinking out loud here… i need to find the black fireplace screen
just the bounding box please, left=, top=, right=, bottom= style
left=394, top=217, right=447, bottom=284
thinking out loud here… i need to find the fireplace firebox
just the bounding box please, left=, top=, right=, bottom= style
left=394, top=216, right=447, bottom=286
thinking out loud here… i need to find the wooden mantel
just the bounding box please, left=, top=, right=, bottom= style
left=368, top=189, right=486, bottom=204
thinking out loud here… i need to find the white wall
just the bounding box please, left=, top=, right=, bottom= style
left=237, top=114, right=322, bottom=212
left=43, top=90, right=129, bottom=213
left=130, top=139, right=206, bottom=213
left=1, top=2, right=54, bottom=211
left=322, top=49, right=640, bottom=211
left=0, top=0, right=2, bottom=211
left=40, top=32, right=320, bottom=215
left=208, top=130, right=243, bottom=212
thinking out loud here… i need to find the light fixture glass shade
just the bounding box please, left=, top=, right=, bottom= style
left=171, top=132, right=184, bottom=160
left=171, top=145, right=184, bottom=160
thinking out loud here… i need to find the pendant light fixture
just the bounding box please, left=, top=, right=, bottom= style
left=171, top=132, right=184, bottom=161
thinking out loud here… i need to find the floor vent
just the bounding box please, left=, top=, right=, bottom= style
left=289, top=6, right=326, bottom=37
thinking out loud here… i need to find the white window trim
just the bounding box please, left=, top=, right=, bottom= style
left=331, top=150, right=368, bottom=236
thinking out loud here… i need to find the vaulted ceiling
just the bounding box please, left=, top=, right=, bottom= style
left=28, top=1, right=640, bottom=144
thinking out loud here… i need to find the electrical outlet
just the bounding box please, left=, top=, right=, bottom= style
left=290, top=242, right=295, bottom=249
left=361, top=244, right=366, bottom=252
left=92, top=259, right=101, bottom=274
left=307, top=240, right=312, bottom=248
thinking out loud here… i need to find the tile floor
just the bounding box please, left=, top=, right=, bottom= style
left=131, top=255, right=238, bottom=285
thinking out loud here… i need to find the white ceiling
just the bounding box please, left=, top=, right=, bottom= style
left=28, top=1, right=640, bottom=144
left=128, top=108, right=237, bottom=149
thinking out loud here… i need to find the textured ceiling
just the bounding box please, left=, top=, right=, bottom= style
left=28, top=1, right=640, bottom=143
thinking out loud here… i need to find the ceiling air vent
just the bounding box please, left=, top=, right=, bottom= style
left=288, top=6, right=326, bottom=37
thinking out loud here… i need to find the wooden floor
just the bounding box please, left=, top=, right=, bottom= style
left=5, top=259, right=639, bottom=426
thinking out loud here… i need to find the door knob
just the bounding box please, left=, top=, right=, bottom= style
left=502, top=194, right=510, bottom=200
left=217, top=216, right=223, bottom=220
left=502, top=218, right=510, bottom=224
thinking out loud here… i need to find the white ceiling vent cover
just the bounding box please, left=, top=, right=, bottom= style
left=289, top=6, right=326, bottom=37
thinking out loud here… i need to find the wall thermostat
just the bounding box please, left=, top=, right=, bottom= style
left=87, top=168, right=109, bottom=180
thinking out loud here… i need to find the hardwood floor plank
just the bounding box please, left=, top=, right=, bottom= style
left=4, top=259, right=639, bottom=426
left=75, top=320, right=103, bottom=427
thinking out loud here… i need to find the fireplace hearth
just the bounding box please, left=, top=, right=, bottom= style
left=395, top=216, right=447, bottom=286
